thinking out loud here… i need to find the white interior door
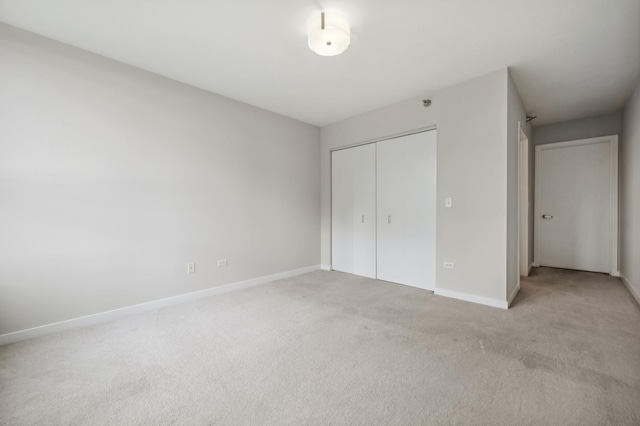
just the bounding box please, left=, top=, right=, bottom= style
left=377, top=130, right=436, bottom=289
left=351, top=144, right=377, bottom=277
left=376, top=137, right=405, bottom=284
left=536, top=139, right=615, bottom=273
left=331, top=144, right=376, bottom=278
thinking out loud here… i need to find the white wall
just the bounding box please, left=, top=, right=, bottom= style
left=533, top=111, right=622, bottom=145
left=0, top=24, right=321, bottom=335
left=507, top=71, right=532, bottom=299
left=621, top=81, right=640, bottom=302
left=321, top=69, right=511, bottom=304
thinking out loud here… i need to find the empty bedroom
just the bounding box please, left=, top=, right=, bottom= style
left=1, top=0, right=639, bottom=424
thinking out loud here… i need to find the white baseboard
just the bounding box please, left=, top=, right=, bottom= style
left=508, top=282, right=521, bottom=307
left=320, top=264, right=332, bottom=271
left=434, top=287, right=508, bottom=309
left=0, top=264, right=321, bottom=346
left=620, top=274, right=640, bottom=306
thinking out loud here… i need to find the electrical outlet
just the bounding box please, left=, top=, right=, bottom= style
left=187, top=262, right=195, bottom=274
left=217, top=259, right=228, bottom=267
left=443, top=262, right=454, bottom=269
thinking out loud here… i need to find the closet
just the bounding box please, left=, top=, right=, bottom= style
left=331, top=130, right=436, bottom=290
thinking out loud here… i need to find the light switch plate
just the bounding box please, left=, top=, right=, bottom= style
left=445, top=197, right=453, bottom=208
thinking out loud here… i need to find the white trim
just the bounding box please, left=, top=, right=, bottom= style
left=609, top=137, right=619, bottom=275
left=518, top=125, right=530, bottom=278
left=620, top=274, right=640, bottom=306
left=0, top=265, right=321, bottom=346
left=320, top=264, right=332, bottom=271
left=534, top=135, right=619, bottom=275
left=508, top=282, right=521, bottom=307
left=434, top=288, right=508, bottom=309
left=534, top=142, right=541, bottom=267
left=329, top=125, right=437, bottom=153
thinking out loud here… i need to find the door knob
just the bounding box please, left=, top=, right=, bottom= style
left=542, top=214, right=553, bottom=219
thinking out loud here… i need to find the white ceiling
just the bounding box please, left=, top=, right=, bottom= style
left=1, top=1, right=639, bottom=127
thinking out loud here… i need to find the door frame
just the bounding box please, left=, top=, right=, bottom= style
left=533, top=135, right=619, bottom=276
left=517, top=124, right=530, bottom=278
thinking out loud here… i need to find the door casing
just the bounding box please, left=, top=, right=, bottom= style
left=518, top=123, right=530, bottom=278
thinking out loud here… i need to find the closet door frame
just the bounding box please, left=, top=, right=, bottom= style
left=329, top=125, right=437, bottom=272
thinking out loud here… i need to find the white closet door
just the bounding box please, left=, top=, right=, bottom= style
left=405, top=131, right=436, bottom=288
left=332, top=149, right=354, bottom=274
left=331, top=144, right=376, bottom=278
left=351, top=144, right=377, bottom=277
left=376, top=138, right=406, bottom=285
left=377, top=131, right=436, bottom=289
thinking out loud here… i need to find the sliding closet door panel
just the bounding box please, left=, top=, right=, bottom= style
left=404, top=131, right=436, bottom=289
left=331, top=148, right=354, bottom=274
left=376, top=130, right=437, bottom=290
left=331, top=144, right=376, bottom=278
left=376, top=138, right=406, bottom=284
left=352, top=144, right=377, bottom=278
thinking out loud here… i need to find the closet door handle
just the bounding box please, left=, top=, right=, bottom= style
left=388, top=215, right=391, bottom=224
left=362, top=215, right=365, bottom=223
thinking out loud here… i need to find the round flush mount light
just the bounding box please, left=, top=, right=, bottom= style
left=308, top=12, right=350, bottom=56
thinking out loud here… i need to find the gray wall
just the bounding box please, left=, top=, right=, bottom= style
left=321, top=69, right=511, bottom=303
left=621, top=81, right=640, bottom=300
left=0, top=24, right=321, bottom=335
left=506, top=72, right=532, bottom=299
left=534, top=111, right=622, bottom=145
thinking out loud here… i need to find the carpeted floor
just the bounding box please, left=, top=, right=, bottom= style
left=1, top=267, right=639, bottom=425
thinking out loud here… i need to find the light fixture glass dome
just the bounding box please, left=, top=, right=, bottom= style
left=308, top=12, right=350, bottom=56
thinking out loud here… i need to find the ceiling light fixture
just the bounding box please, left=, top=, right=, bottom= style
left=308, top=12, right=350, bottom=56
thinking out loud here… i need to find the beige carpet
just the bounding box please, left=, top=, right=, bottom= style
left=1, top=267, right=639, bottom=425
